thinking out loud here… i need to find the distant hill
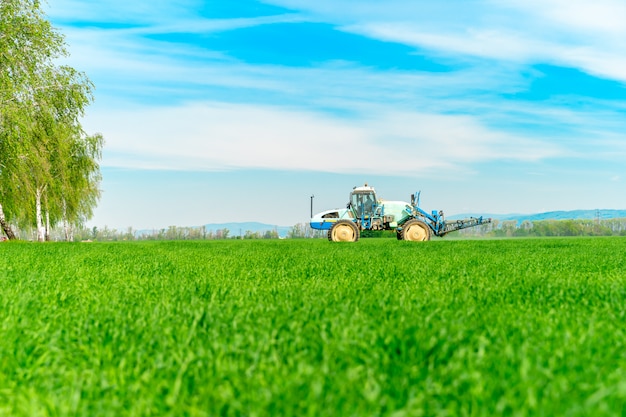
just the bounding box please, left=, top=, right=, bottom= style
left=450, top=209, right=626, bottom=223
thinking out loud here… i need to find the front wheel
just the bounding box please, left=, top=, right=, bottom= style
left=328, top=220, right=360, bottom=242
left=401, top=219, right=431, bottom=241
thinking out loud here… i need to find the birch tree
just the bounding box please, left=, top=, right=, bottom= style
left=0, top=0, right=101, bottom=240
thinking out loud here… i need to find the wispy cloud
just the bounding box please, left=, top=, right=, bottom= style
left=48, top=0, right=626, bottom=175
left=87, top=101, right=564, bottom=175
left=264, top=0, right=626, bottom=81
left=49, top=0, right=203, bottom=24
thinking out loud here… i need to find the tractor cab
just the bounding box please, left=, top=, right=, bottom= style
left=349, top=184, right=379, bottom=225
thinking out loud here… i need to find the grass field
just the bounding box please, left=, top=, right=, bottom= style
left=1, top=237, right=626, bottom=416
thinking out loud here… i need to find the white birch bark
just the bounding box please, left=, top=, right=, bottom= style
left=62, top=200, right=74, bottom=241
left=63, top=199, right=70, bottom=241
left=36, top=188, right=45, bottom=242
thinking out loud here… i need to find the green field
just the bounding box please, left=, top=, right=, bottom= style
left=1, top=237, right=626, bottom=416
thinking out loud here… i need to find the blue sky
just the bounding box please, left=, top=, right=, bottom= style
left=45, top=0, right=626, bottom=230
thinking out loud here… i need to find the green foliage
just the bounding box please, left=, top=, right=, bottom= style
left=1, top=238, right=626, bottom=415
left=0, top=0, right=102, bottom=239
left=285, top=222, right=325, bottom=239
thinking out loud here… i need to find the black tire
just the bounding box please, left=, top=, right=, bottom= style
left=400, top=219, right=431, bottom=241
left=328, top=220, right=360, bottom=242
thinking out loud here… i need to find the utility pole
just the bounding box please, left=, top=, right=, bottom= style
left=310, top=195, right=314, bottom=218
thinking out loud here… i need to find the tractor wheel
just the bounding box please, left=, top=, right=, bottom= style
left=401, top=219, right=431, bottom=241
left=328, top=220, right=360, bottom=242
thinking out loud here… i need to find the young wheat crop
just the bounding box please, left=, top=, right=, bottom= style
left=1, top=237, right=625, bottom=416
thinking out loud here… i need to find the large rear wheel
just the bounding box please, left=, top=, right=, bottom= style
left=328, top=220, right=360, bottom=242
left=401, top=219, right=431, bottom=241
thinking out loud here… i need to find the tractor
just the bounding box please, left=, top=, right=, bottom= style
left=310, top=184, right=491, bottom=242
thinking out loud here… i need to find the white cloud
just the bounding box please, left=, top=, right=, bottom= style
left=342, top=24, right=557, bottom=63
left=505, top=0, right=626, bottom=37
left=46, top=0, right=202, bottom=24
left=264, top=0, right=626, bottom=82
left=87, top=102, right=563, bottom=175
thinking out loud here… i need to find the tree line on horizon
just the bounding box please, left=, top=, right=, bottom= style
left=0, top=0, right=103, bottom=242
left=458, top=218, right=626, bottom=238
left=6, top=218, right=626, bottom=242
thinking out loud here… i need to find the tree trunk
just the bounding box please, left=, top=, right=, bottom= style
left=64, top=219, right=71, bottom=242
left=0, top=202, right=16, bottom=240
left=62, top=199, right=73, bottom=241
left=36, top=188, right=45, bottom=242
left=45, top=210, right=51, bottom=241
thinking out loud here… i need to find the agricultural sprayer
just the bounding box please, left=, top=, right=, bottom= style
left=310, top=184, right=491, bottom=242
